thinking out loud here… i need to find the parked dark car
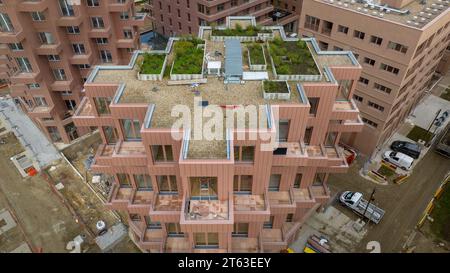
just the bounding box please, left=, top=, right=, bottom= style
left=390, top=141, right=421, bottom=159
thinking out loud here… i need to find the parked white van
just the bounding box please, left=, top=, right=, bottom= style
left=382, top=150, right=414, bottom=170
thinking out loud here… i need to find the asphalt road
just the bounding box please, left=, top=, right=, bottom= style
left=327, top=149, right=450, bottom=253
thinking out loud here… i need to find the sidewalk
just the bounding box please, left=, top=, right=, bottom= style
left=0, top=97, right=61, bottom=168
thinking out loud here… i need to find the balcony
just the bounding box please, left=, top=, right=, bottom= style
left=165, top=237, right=191, bottom=253
left=233, top=192, right=270, bottom=222
left=56, top=14, right=84, bottom=27
left=35, top=43, right=62, bottom=56
left=139, top=228, right=163, bottom=249
left=310, top=183, right=331, bottom=205
left=17, top=0, right=49, bottom=12
left=50, top=80, right=73, bottom=91
left=0, top=29, right=25, bottom=44
left=0, top=44, right=9, bottom=55
left=331, top=99, right=360, bottom=120
left=292, top=187, right=316, bottom=208
left=182, top=197, right=231, bottom=222
left=128, top=189, right=153, bottom=214
left=108, top=0, right=132, bottom=12
left=130, top=13, right=146, bottom=27
left=272, top=142, right=307, bottom=166
left=324, top=145, right=347, bottom=167
left=27, top=105, right=54, bottom=118
left=231, top=237, right=261, bottom=253
left=328, top=116, right=364, bottom=133
left=261, top=228, right=287, bottom=251
left=150, top=193, right=183, bottom=221
left=88, top=26, right=112, bottom=38
left=94, top=141, right=147, bottom=166
left=69, top=52, right=94, bottom=65
left=267, top=189, right=296, bottom=213
left=116, top=37, right=136, bottom=49
left=105, top=184, right=133, bottom=210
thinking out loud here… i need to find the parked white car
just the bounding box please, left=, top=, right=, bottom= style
left=382, top=150, right=414, bottom=170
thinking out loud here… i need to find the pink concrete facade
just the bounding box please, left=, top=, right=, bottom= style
left=145, top=0, right=275, bottom=36
left=73, top=17, right=363, bottom=253
left=0, top=0, right=145, bottom=143
left=298, top=0, right=450, bottom=155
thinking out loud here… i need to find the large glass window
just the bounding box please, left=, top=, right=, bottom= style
left=94, top=97, right=112, bottom=115
left=263, top=216, right=274, bottom=229
left=190, top=177, right=218, bottom=199
left=52, top=69, right=67, bottom=81
left=232, top=223, right=249, bottom=237
left=166, top=223, right=184, bottom=237
left=134, top=174, right=152, bottom=191
left=0, top=13, right=14, bottom=32
left=234, top=146, right=255, bottom=162
left=47, top=126, right=62, bottom=142
left=16, top=57, right=32, bottom=73
left=121, top=119, right=141, bottom=140
left=277, top=120, right=289, bottom=142
left=268, top=174, right=281, bottom=192
left=151, top=145, right=174, bottom=162
left=144, top=216, right=161, bottom=229
left=91, top=16, right=104, bottom=28
left=100, top=50, right=112, bottom=63
left=294, top=174, right=302, bottom=189
left=117, top=173, right=131, bottom=188
left=194, top=233, right=219, bottom=248
left=233, top=175, right=252, bottom=194
left=59, top=0, right=74, bottom=16
left=157, top=175, right=177, bottom=194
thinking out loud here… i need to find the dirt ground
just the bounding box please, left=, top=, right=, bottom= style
left=327, top=147, right=450, bottom=253
left=0, top=133, right=86, bottom=252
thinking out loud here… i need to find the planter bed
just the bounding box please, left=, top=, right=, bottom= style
left=170, top=39, right=205, bottom=80
left=268, top=39, right=321, bottom=81
left=262, top=80, right=291, bottom=100
left=247, top=44, right=267, bottom=71
left=137, top=53, right=166, bottom=81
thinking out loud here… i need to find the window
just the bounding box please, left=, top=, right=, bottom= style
left=233, top=175, right=252, bottom=193
left=94, top=97, right=112, bottom=115
left=157, top=175, right=177, bottom=194
left=121, top=119, right=141, bottom=140
left=363, top=57, right=375, bottom=66
left=47, top=126, right=62, bottom=142
left=263, top=216, right=274, bottom=229
left=100, top=50, right=112, bottom=63
left=358, top=77, right=369, bottom=85
left=59, top=0, right=74, bottom=16
left=78, top=64, right=90, bottom=69
left=31, top=11, right=46, bottom=21
left=232, top=223, right=249, bottom=237
left=52, top=69, right=66, bottom=81
left=269, top=174, right=281, bottom=191
left=321, top=20, right=333, bottom=35
left=217, top=4, right=224, bottom=11
left=294, top=173, right=302, bottom=188
left=151, top=145, right=174, bottom=162
left=119, top=12, right=129, bottom=20
left=0, top=13, right=14, bottom=32
left=374, top=83, right=392, bottom=94
left=286, top=213, right=294, bottom=222
left=234, top=146, right=255, bottom=162
left=34, top=96, right=47, bottom=107
left=231, top=0, right=238, bottom=7
left=166, top=223, right=183, bottom=237
left=91, top=17, right=104, bottom=28
left=134, top=174, right=152, bottom=191
left=87, top=0, right=99, bottom=7
left=27, top=83, right=40, bottom=89
left=61, top=90, right=72, bottom=96
left=64, top=100, right=76, bottom=111
left=177, top=9, right=180, bottom=17
left=129, top=214, right=141, bottom=222
left=353, top=30, right=365, bottom=40
left=370, top=35, right=383, bottom=45
left=333, top=46, right=343, bottom=51
left=145, top=216, right=162, bottom=229
left=304, top=15, right=320, bottom=32
left=95, top=38, right=108, bottom=44
left=194, top=233, right=219, bottom=248
left=353, top=94, right=363, bottom=102
left=123, top=29, right=133, bottom=39
left=117, top=173, right=131, bottom=188
left=8, top=43, right=23, bottom=51
left=67, top=26, right=80, bottom=34
left=187, top=13, right=191, bottom=22
left=304, top=127, right=313, bottom=144
left=72, top=43, right=86, bottom=54
left=318, top=41, right=328, bottom=51
left=380, top=63, right=399, bottom=75
left=309, top=97, right=320, bottom=115
left=47, top=55, right=60, bottom=62
left=362, top=117, right=378, bottom=128
left=368, top=101, right=384, bottom=112
left=38, top=32, right=55, bottom=44
left=337, top=25, right=348, bottom=34
left=15, top=57, right=32, bottom=73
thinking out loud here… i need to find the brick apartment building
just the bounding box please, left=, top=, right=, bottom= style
left=144, top=0, right=276, bottom=36
left=0, top=0, right=145, bottom=143
left=298, top=0, right=450, bottom=155
left=73, top=16, right=363, bottom=252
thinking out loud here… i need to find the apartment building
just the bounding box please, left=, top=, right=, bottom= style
left=145, top=0, right=275, bottom=36
left=73, top=16, right=363, bottom=253
left=298, top=0, right=450, bottom=155
left=0, top=0, right=145, bottom=143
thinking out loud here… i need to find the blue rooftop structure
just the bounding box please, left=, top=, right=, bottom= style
left=224, top=39, right=243, bottom=83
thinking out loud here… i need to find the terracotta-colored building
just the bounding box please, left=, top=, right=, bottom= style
left=144, top=0, right=276, bottom=36
left=297, top=0, right=450, bottom=155
left=0, top=0, right=145, bottom=143
left=73, top=16, right=363, bottom=253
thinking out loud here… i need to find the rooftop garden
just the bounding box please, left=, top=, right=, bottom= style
left=137, top=53, right=165, bottom=74
left=263, top=80, right=289, bottom=93
left=248, top=43, right=265, bottom=65
left=172, top=38, right=205, bottom=75
left=268, top=38, right=320, bottom=75
left=212, top=24, right=271, bottom=36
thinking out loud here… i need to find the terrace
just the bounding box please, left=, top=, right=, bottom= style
left=184, top=199, right=229, bottom=221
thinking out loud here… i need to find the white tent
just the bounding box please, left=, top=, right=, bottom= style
left=207, top=61, right=221, bottom=76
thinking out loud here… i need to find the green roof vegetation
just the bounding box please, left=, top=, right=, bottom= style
left=248, top=43, right=265, bottom=65
left=440, top=87, right=450, bottom=102
left=172, top=38, right=205, bottom=74
left=138, top=53, right=165, bottom=74
left=263, top=81, right=289, bottom=93
left=430, top=183, right=450, bottom=242
left=268, top=38, right=320, bottom=75
left=212, top=24, right=271, bottom=36
left=406, top=125, right=434, bottom=143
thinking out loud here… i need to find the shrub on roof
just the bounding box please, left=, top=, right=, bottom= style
left=268, top=39, right=319, bottom=75
left=138, top=53, right=165, bottom=74
left=172, top=39, right=204, bottom=74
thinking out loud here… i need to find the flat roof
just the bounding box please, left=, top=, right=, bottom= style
left=225, top=39, right=243, bottom=77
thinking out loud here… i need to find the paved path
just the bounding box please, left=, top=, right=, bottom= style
left=328, top=148, right=450, bottom=253
left=0, top=98, right=60, bottom=168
